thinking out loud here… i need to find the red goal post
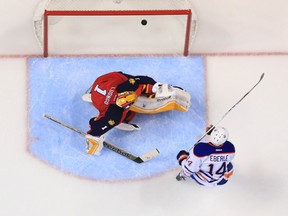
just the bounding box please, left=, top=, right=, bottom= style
left=33, top=0, right=198, bottom=57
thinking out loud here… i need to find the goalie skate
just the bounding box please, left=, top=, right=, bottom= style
left=81, top=85, right=92, bottom=102
left=82, top=93, right=92, bottom=102
left=115, top=122, right=141, bottom=131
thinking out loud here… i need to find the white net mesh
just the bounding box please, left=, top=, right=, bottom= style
left=44, top=0, right=194, bottom=10
left=33, top=0, right=198, bottom=56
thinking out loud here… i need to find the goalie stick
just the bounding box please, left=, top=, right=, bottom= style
left=176, top=73, right=265, bottom=179
left=43, top=114, right=159, bottom=163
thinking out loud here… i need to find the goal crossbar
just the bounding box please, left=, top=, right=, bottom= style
left=44, top=9, right=192, bottom=16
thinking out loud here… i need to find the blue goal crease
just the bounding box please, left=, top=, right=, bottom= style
left=28, top=56, right=206, bottom=181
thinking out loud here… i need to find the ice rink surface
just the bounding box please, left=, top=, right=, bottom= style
left=1, top=0, right=288, bottom=216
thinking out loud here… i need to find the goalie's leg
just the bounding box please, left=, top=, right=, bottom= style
left=115, top=111, right=140, bottom=131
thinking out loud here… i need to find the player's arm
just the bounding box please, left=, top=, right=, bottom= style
left=116, top=74, right=157, bottom=94
left=87, top=104, right=124, bottom=136
left=85, top=105, right=124, bottom=156
left=177, top=148, right=201, bottom=177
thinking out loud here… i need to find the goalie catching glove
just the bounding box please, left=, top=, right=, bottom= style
left=85, top=134, right=105, bottom=155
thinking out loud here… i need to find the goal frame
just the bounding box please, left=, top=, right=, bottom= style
left=43, top=9, right=193, bottom=57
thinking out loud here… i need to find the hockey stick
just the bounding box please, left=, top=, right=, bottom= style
left=192, top=72, right=265, bottom=149
left=176, top=73, right=265, bottom=179
left=43, top=114, right=159, bottom=163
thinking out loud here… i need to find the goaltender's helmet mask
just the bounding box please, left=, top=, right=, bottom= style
left=210, top=126, right=229, bottom=146
left=116, top=91, right=136, bottom=110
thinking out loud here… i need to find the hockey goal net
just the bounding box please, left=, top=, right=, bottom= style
left=33, top=0, right=198, bottom=57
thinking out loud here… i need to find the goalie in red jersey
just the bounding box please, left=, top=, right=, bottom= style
left=82, top=71, right=191, bottom=156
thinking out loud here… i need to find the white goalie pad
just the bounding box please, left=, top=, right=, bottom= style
left=130, top=85, right=191, bottom=114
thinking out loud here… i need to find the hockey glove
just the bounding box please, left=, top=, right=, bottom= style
left=85, top=134, right=104, bottom=155
left=176, top=150, right=189, bottom=166
left=206, top=124, right=215, bottom=135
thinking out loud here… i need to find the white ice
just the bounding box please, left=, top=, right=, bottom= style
left=1, top=0, right=288, bottom=216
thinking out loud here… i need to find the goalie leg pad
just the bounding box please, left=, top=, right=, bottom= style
left=131, top=86, right=191, bottom=114
left=85, top=134, right=104, bottom=155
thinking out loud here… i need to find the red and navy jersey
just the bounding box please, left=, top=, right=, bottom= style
left=88, top=72, right=156, bottom=136
left=90, top=72, right=127, bottom=117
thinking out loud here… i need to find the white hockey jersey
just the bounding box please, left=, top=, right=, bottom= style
left=181, top=141, right=235, bottom=186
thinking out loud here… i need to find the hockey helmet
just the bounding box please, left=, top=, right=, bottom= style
left=210, top=126, right=229, bottom=146
left=116, top=91, right=137, bottom=109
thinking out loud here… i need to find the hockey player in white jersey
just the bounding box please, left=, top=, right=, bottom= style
left=176, top=125, right=235, bottom=186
